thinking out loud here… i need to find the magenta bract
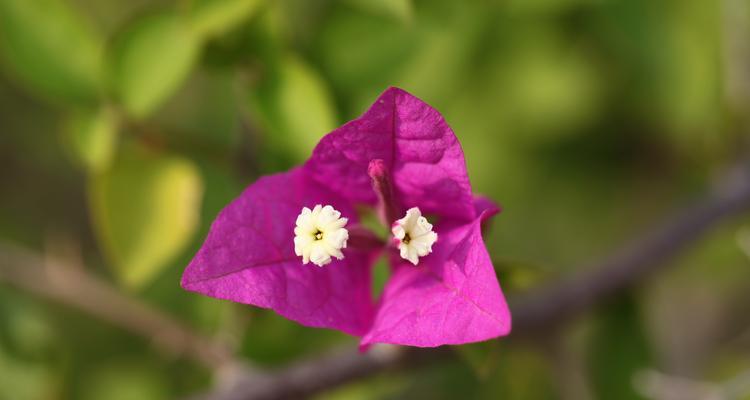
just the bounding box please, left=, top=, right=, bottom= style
left=181, top=87, right=511, bottom=347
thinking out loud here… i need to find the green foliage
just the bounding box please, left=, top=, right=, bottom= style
left=0, top=347, right=56, bottom=400
left=483, top=348, right=557, bottom=399
left=0, top=0, right=102, bottom=104
left=453, top=341, right=503, bottom=379
left=342, top=0, right=413, bottom=22
left=0, top=292, right=59, bottom=400
left=0, top=0, right=742, bottom=398
left=89, top=145, right=203, bottom=288
left=107, top=10, right=201, bottom=119
left=241, top=311, right=350, bottom=366
left=588, top=294, right=653, bottom=400
left=61, top=106, right=119, bottom=173
left=81, top=361, right=169, bottom=400
left=248, top=54, right=338, bottom=167
left=185, top=0, right=264, bottom=38
left=315, top=8, right=414, bottom=96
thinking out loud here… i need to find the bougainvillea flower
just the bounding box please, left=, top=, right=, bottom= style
left=181, top=87, right=511, bottom=347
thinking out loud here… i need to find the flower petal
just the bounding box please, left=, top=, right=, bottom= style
left=361, top=217, right=511, bottom=347
left=473, top=195, right=501, bottom=222
left=181, top=167, right=375, bottom=336
left=305, top=87, right=476, bottom=223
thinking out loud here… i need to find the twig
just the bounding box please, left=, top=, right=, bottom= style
left=510, top=165, right=750, bottom=331
left=190, top=162, right=750, bottom=400
left=0, top=242, right=240, bottom=370
left=192, top=346, right=440, bottom=400
left=634, top=369, right=722, bottom=400
left=635, top=368, right=750, bottom=400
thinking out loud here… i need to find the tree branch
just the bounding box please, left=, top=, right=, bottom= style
left=511, top=166, right=750, bottom=332
left=3, top=165, right=749, bottom=400
left=0, top=242, right=241, bottom=370
left=190, top=163, right=750, bottom=400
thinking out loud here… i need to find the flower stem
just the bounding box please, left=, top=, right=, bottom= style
left=347, top=225, right=386, bottom=251
left=367, top=159, right=400, bottom=226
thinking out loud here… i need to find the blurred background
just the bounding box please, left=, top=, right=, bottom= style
left=2, top=0, right=750, bottom=399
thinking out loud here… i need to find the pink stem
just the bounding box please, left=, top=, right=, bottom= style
left=367, top=159, right=400, bottom=226
left=347, top=225, right=386, bottom=251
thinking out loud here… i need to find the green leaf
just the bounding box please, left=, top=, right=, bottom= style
left=0, top=0, right=102, bottom=104
left=0, top=292, right=56, bottom=359
left=342, top=0, right=412, bottom=22
left=492, top=258, right=549, bottom=293
left=107, top=11, right=201, bottom=119
left=588, top=294, right=652, bottom=400
left=89, top=145, right=203, bottom=288
left=241, top=310, right=349, bottom=366
left=185, top=0, right=264, bottom=38
left=500, top=33, right=601, bottom=141
left=482, top=348, right=556, bottom=399
left=316, top=9, right=414, bottom=91
left=315, top=373, right=406, bottom=400
left=61, top=106, right=119, bottom=173
left=82, top=361, right=169, bottom=400
left=0, top=345, right=56, bottom=400
left=453, top=341, right=502, bottom=379
left=249, top=55, right=338, bottom=167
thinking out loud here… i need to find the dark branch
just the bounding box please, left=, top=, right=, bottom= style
left=511, top=165, right=750, bottom=332
left=0, top=242, right=243, bottom=370
left=190, top=163, right=750, bottom=400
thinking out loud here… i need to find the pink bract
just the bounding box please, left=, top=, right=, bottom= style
left=181, top=87, right=511, bottom=347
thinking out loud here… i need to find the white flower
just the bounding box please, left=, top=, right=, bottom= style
left=294, top=205, right=349, bottom=267
left=392, top=207, right=438, bottom=265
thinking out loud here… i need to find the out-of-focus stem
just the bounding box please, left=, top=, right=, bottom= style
left=347, top=225, right=386, bottom=251
left=367, top=159, right=400, bottom=226
left=0, top=242, right=248, bottom=371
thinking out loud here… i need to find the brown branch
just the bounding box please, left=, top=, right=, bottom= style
left=3, top=165, right=749, bottom=400
left=510, top=168, right=750, bottom=332
left=190, top=163, right=750, bottom=400
left=0, top=242, right=242, bottom=370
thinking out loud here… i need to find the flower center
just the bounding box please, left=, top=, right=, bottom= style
left=391, top=207, right=438, bottom=266
left=294, top=205, right=349, bottom=267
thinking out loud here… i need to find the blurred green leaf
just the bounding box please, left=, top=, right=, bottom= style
left=658, top=1, right=723, bottom=156
left=249, top=54, right=337, bottom=166
left=315, top=372, right=407, bottom=400
left=342, top=0, right=412, bottom=22
left=0, top=0, right=102, bottom=104
left=0, top=294, right=55, bottom=360
left=501, top=33, right=601, bottom=141
left=388, top=359, right=486, bottom=399
left=370, top=258, right=389, bottom=298
left=89, top=145, right=203, bottom=288
left=241, top=310, right=349, bottom=366
left=152, top=69, right=241, bottom=151
left=107, top=10, right=201, bottom=118
left=316, top=8, right=414, bottom=95
left=493, top=258, right=549, bottom=293
left=506, top=0, right=593, bottom=15
left=392, top=4, right=488, bottom=104
left=480, top=348, right=556, bottom=399
left=61, top=106, right=119, bottom=173
left=588, top=294, right=652, bottom=400
left=0, top=345, right=56, bottom=400
left=454, top=341, right=502, bottom=379
left=82, top=361, right=169, bottom=400
left=185, top=0, right=264, bottom=38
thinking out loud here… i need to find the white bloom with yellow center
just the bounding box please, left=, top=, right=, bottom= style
left=294, top=205, right=349, bottom=267
left=392, top=207, right=438, bottom=265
